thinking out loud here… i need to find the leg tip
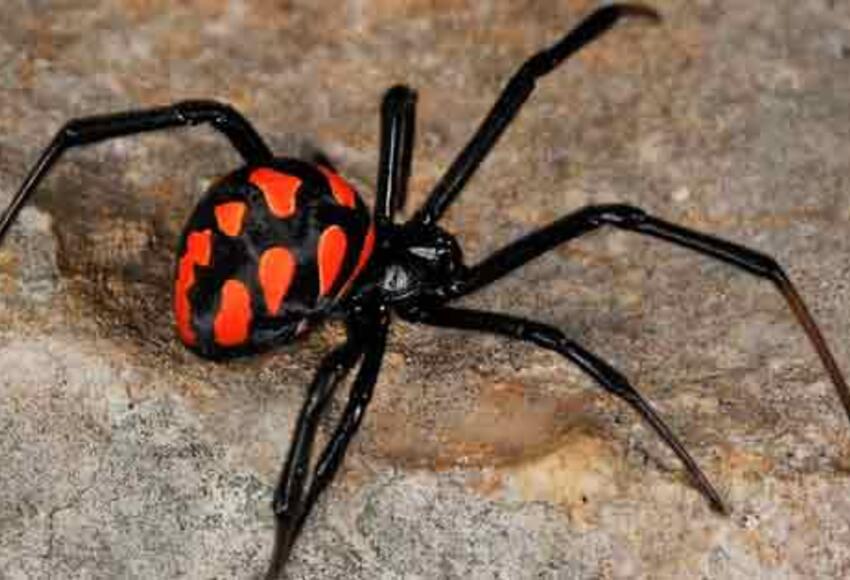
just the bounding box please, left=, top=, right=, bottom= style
left=708, top=493, right=732, bottom=516
left=606, top=3, right=663, bottom=24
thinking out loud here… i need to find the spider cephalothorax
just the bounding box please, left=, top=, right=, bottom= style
left=376, top=221, right=466, bottom=304
left=2, top=5, right=849, bottom=579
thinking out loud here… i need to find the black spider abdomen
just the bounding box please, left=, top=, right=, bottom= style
left=173, top=158, right=375, bottom=359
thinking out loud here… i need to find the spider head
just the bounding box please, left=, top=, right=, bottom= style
left=378, top=221, right=465, bottom=304
left=173, top=158, right=374, bottom=360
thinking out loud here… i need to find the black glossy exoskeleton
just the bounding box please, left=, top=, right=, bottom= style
left=173, top=158, right=374, bottom=360
left=2, top=5, right=849, bottom=578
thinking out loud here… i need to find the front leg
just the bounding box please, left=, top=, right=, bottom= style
left=444, top=203, right=850, bottom=424
left=412, top=5, right=659, bottom=226
left=375, top=86, right=417, bottom=226
left=399, top=305, right=727, bottom=513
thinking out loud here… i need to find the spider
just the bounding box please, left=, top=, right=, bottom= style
left=1, top=4, right=848, bottom=578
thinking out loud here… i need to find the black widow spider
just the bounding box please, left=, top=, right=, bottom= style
left=2, top=4, right=849, bottom=578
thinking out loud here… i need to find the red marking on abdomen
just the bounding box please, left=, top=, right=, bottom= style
left=249, top=168, right=302, bottom=218
left=317, top=225, right=348, bottom=296
left=259, top=247, right=296, bottom=315
left=174, top=229, right=213, bottom=345
left=215, top=201, right=247, bottom=236
left=318, top=166, right=356, bottom=209
left=214, top=279, right=252, bottom=347
left=339, top=224, right=376, bottom=297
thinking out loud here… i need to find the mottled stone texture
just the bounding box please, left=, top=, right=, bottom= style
left=2, top=1, right=850, bottom=578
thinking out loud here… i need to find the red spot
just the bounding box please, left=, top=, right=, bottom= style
left=249, top=168, right=302, bottom=218
left=339, top=224, right=376, bottom=297
left=214, top=279, right=252, bottom=347
left=317, top=225, right=348, bottom=296
left=259, top=247, right=296, bottom=315
left=215, top=201, right=247, bottom=237
left=174, top=230, right=212, bottom=345
left=318, top=166, right=356, bottom=209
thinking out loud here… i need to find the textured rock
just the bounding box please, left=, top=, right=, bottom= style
left=2, top=0, right=850, bottom=578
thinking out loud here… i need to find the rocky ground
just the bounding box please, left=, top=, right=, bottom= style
left=2, top=1, right=850, bottom=578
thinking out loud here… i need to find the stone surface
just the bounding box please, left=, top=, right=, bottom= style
left=2, top=0, right=850, bottom=578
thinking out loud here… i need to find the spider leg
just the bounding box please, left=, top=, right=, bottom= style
left=400, top=305, right=728, bottom=514
left=0, top=100, right=273, bottom=241
left=412, top=4, right=659, bottom=226
left=265, top=309, right=389, bottom=578
left=446, top=203, right=850, bottom=424
left=375, top=85, right=417, bottom=226
left=300, top=310, right=389, bottom=519
left=267, top=335, right=363, bottom=578
left=267, top=311, right=389, bottom=580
